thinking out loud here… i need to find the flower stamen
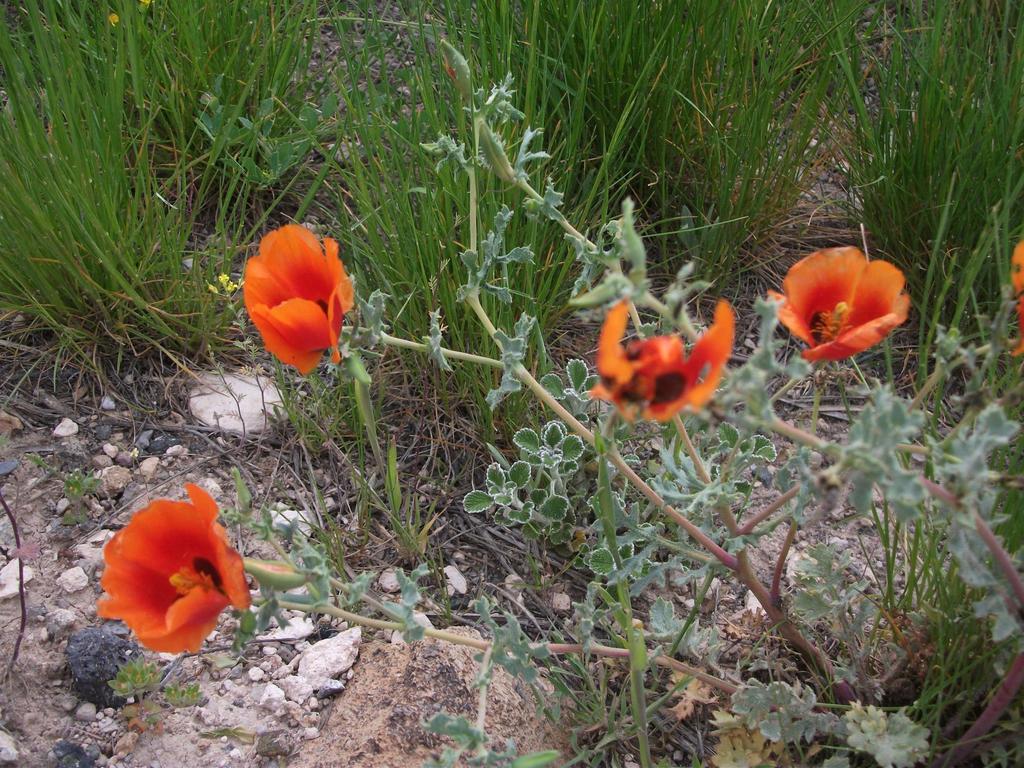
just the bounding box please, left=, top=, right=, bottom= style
left=810, top=301, right=850, bottom=344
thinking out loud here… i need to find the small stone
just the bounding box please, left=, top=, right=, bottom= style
left=743, top=591, right=766, bottom=617
left=377, top=569, right=400, bottom=594
left=56, top=498, right=71, bottom=515
left=550, top=592, right=572, bottom=614
left=97, top=466, right=132, bottom=497
left=259, top=683, right=286, bottom=712
left=57, top=693, right=79, bottom=712
left=278, top=675, right=314, bottom=704
left=443, top=564, right=468, bottom=596
left=296, top=627, right=361, bottom=690
left=247, top=667, right=266, bottom=683
left=0, top=731, right=17, bottom=764
left=47, top=608, right=78, bottom=640
left=0, top=411, right=23, bottom=436
left=58, top=566, right=90, bottom=594
left=262, top=645, right=278, bottom=656
left=316, top=679, right=346, bottom=698
left=138, top=457, right=160, bottom=479
left=302, top=727, right=319, bottom=741
left=51, top=740, right=95, bottom=768
left=75, top=701, right=98, bottom=722
left=91, top=455, right=113, bottom=469
left=269, top=507, right=311, bottom=535
left=53, top=418, right=80, bottom=438
left=66, top=627, right=142, bottom=708
left=260, top=616, right=315, bottom=642
left=164, top=444, right=187, bottom=458
left=255, top=730, right=291, bottom=758
left=115, top=451, right=133, bottom=468
left=504, top=572, right=525, bottom=590
left=102, top=443, right=119, bottom=459
left=100, top=396, right=117, bottom=411
left=134, top=429, right=153, bottom=451
left=0, top=559, right=33, bottom=600
left=112, top=731, right=138, bottom=758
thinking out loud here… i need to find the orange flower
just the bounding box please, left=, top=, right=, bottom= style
left=243, top=224, right=355, bottom=375
left=1012, top=241, right=1024, bottom=356
left=590, top=300, right=734, bottom=421
left=97, top=484, right=250, bottom=653
left=768, top=247, right=910, bottom=362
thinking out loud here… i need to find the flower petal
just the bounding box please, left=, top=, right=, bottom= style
left=1014, top=296, right=1024, bottom=357
left=847, top=259, right=909, bottom=329
left=802, top=306, right=908, bottom=361
left=101, top=497, right=220, bottom=577
left=779, top=247, right=866, bottom=331
left=137, top=588, right=229, bottom=654
left=594, top=301, right=633, bottom=387
left=244, top=225, right=338, bottom=309
left=770, top=289, right=813, bottom=346
left=249, top=298, right=333, bottom=375
left=671, top=299, right=734, bottom=415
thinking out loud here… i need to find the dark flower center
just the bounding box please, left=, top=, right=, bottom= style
left=651, top=372, right=686, bottom=405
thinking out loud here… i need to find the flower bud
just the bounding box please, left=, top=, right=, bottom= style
left=567, top=276, right=631, bottom=309
left=479, top=123, right=516, bottom=184
left=440, top=40, right=472, bottom=103
left=244, top=558, right=308, bottom=590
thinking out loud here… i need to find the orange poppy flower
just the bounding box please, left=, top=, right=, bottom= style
left=97, top=484, right=250, bottom=653
left=768, top=247, right=910, bottom=362
left=590, top=300, right=734, bottom=421
left=1012, top=241, right=1024, bottom=356
left=243, top=224, right=355, bottom=375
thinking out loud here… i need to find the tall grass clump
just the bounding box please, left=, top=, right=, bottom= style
left=838, top=1, right=1024, bottom=356
left=327, top=0, right=863, bottom=428
left=0, top=0, right=323, bottom=361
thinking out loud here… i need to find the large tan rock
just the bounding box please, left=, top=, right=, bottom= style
left=290, top=629, right=565, bottom=768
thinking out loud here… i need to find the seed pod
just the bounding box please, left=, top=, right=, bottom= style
left=479, top=123, right=516, bottom=184
left=244, top=559, right=308, bottom=590
left=440, top=40, right=473, bottom=103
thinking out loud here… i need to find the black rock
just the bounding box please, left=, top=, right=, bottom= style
left=146, top=432, right=179, bottom=455
left=52, top=740, right=98, bottom=768
left=92, top=424, right=112, bottom=441
left=65, top=627, right=141, bottom=708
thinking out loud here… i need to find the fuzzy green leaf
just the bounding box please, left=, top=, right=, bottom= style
left=844, top=704, right=929, bottom=768
left=463, top=490, right=493, bottom=514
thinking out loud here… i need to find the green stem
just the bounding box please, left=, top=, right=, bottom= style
left=673, top=414, right=711, bottom=485
left=596, top=441, right=651, bottom=768
left=270, top=596, right=736, bottom=694
left=637, top=292, right=699, bottom=342
left=380, top=332, right=502, bottom=368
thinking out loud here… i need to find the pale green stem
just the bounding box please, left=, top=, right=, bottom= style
left=474, top=646, right=494, bottom=740
left=636, top=292, right=699, bottom=342
left=271, top=597, right=736, bottom=694
left=380, top=332, right=503, bottom=368
left=469, top=119, right=480, bottom=254
left=673, top=414, right=711, bottom=485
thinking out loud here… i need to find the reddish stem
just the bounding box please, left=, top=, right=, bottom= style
left=0, top=488, right=26, bottom=679
left=770, top=520, right=797, bottom=606
left=935, top=653, right=1024, bottom=767
left=739, top=485, right=800, bottom=535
